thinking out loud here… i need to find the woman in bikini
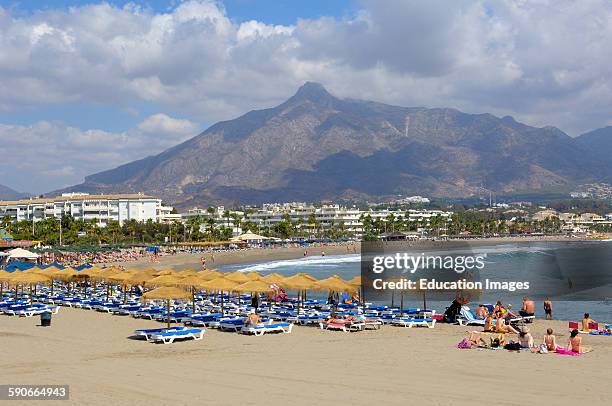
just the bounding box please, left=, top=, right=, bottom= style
left=543, top=328, right=557, bottom=351
left=495, top=311, right=518, bottom=334
left=568, top=329, right=592, bottom=353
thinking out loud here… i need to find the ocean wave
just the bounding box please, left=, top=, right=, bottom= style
left=236, top=254, right=361, bottom=273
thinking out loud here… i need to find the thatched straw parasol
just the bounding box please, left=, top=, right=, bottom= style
left=261, top=273, right=287, bottom=284
left=174, top=275, right=209, bottom=312
left=224, top=272, right=250, bottom=283
left=141, top=286, right=192, bottom=328
left=147, top=274, right=184, bottom=287
left=198, top=269, right=223, bottom=280
left=8, top=272, right=52, bottom=303
left=281, top=273, right=317, bottom=312
left=152, top=269, right=176, bottom=276
left=245, top=272, right=263, bottom=281
left=200, top=277, right=239, bottom=315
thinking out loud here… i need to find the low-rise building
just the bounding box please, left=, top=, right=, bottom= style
left=0, top=193, right=173, bottom=226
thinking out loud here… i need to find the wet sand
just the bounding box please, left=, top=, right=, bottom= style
left=1, top=308, right=610, bottom=406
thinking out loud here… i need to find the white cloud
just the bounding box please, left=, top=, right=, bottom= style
left=0, top=0, right=611, bottom=192
left=0, top=115, right=199, bottom=193
left=137, top=113, right=199, bottom=135
left=0, top=0, right=609, bottom=135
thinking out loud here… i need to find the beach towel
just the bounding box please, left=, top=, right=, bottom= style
left=589, top=330, right=611, bottom=336
left=555, top=348, right=582, bottom=356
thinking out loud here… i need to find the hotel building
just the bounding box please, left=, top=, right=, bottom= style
left=0, top=193, right=174, bottom=226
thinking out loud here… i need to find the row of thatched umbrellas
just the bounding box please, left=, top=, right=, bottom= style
left=0, top=266, right=362, bottom=328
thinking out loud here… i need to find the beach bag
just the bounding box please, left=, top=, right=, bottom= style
left=539, top=344, right=548, bottom=354
left=457, top=338, right=472, bottom=349
left=504, top=342, right=521, bottom=351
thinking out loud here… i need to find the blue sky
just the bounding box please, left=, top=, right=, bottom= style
left=0, top=0, right=611, bottom=194
left=0, top=0, right=355, bottom=25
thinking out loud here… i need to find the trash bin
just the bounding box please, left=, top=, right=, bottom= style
left=40, top=311, right=52, bottom=327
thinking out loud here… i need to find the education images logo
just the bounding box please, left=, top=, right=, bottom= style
left=369, top=252, right=531, bottom=292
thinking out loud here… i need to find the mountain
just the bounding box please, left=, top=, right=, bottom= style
left=0, top=184, right=27, bottom=200
left=59, top=82, right=612, bottom=207
left=576, top=126, right=612, bottom=165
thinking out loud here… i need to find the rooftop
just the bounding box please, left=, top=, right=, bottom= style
left=0, top=193, right=156, bottom=206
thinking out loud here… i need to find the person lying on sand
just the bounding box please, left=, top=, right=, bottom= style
left=543, top=328, right=558, bottom=352
left=495, top=312, right=518, bottom=334
left=466, top=331, right=488, bottom=347
left=490, top=336, right=505, bottom=348
left=582, top=313, right=597, bottom=332
left=568, top=329, right=592, bottom=353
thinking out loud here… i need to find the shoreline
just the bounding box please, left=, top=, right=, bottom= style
left=109, top=235, right=609, bottom=270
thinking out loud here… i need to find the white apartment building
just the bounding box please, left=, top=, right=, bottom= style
left=245, top=203, right=364, bottom=235
left=0, top=193, right=174, bottom=226
left=179, top=203, right=452, bottom=237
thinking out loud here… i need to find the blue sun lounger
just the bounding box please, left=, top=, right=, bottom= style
left=149, top=328, right=204, bottom=344
left=134, top=326, right=187, bottom=341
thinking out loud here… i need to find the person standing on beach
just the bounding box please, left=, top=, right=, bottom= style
left=520, top=296, right=535, bottom=318
left=543, top=298, right=553, bottom=320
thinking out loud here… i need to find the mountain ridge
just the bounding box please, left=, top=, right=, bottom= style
left=0, top=184, right=28, bottom=201
left=58, top=83, right=612, bottom=207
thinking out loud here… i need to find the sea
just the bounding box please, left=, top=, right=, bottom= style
left=219, top=241, right=612, bottom=321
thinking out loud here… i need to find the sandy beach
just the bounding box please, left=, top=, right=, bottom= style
left=109, top=244, right=359, bottom=271
left=1, top=307, right=610, bottom=406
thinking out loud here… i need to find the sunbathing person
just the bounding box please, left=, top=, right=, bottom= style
left=349, top=313, right=366, bottom=322
left=493, top=300, right=506, bottom=315
left=543, top=328, right=557, bottom=351
left=483, top=314, right=495, bottom=332
left=495, top=312, right=518, bottom=334
left=475, top=305, right=488, bottom=319
left=505, top=304, right=520, bottom=321
left=582, top=313, right=596, bottom=332
left=244, top=310, right=260, bottom=327
left=518, top=327, right=534, bottom=349
left=490, top=336, right=505, bottom=348
left=568, top=329, right=592, bottom=353
left=466, top=331, right=488, bottom=347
